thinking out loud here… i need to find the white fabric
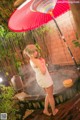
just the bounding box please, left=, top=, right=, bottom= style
left=30, top=60, right=53, bottom=88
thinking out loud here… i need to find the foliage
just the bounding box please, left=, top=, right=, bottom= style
left=0, top=26, right=27, bottom=74
left=72, top=33, right=80, bottom=47
left=32, top=25, right=50, bottom=60
left=0, top=25, right=51, bottom=75
left=33, top=25, right=50, bottom=39
left=0, top=85, right=20, bottom=120
left=0, top=25, right=7, bottom=37
left=35, top=43, right=42, bottom=55
left=0, top=0, right=15, bottom=30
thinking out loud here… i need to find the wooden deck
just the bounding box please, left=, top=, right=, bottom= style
left=15, top=69, right=80, bottom=120
left=24, top=93, right=80, bottom=120
left=15, top=65, right=80, bottom=120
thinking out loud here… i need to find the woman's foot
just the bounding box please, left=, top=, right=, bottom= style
left=43, top=110, right=51, bottom=116
left=53, top=108, right=59, bottom=116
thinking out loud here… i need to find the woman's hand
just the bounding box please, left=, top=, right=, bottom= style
left=40, top=58, right=46, bottom=66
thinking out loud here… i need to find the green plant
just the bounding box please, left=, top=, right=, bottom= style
left=0, top=27, right=25, bottom=74
left=0, top=25, right=7, bottom=37
left=0, top=85, right=20, bottom=120
left=32, top=25, right=50, bottom=60
left=72, top=33, right=80, bottom=47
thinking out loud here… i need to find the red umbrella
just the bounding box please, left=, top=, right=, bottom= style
left=8, top=0, right=79, bottom=69
left=8, top=0, right=70, bottom=32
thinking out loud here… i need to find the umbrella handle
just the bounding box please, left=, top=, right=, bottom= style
left=49, top=11, right=80, bottom=71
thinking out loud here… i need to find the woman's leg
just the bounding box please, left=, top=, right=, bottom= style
left=43, top=94, right=51, bottom=116
left=45, top=85, right=58, bottom=115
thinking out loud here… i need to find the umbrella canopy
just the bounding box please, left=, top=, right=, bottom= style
left=8, top=0, right=70, bottom=32
left=30, top=0, right=57, bottom=13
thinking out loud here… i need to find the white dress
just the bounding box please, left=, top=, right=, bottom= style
left=30, top=60, right=53, bottom=88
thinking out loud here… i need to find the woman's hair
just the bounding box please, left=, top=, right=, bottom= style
left=23, top=44, right=37, bottom=56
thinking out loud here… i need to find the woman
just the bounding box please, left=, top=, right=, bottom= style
left=23, top=44, right=58, bottom=116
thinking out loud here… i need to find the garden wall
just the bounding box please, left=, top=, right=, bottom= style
left=38, top=11, right=80, bottom=65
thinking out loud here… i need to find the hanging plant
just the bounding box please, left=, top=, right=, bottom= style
left=72, top=33, right=80, bottom=47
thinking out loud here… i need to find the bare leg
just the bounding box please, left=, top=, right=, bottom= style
left=43, top=94, right=51, bottom=116
left=45, top=85, right=58, bottom=116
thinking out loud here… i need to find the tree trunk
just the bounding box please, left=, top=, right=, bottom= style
left=69, top=0, right=80, bottom=37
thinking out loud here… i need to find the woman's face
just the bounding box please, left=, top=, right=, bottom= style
left=33, top=50, right=39, bottom=58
